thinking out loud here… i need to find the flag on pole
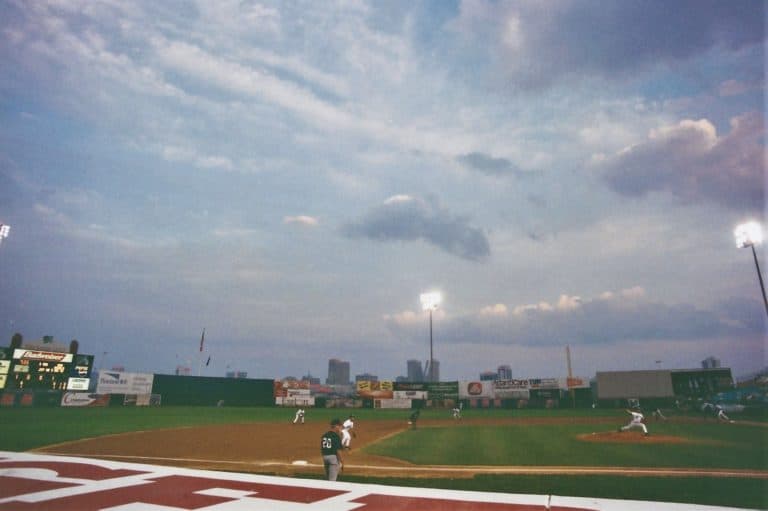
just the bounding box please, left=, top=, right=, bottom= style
left=206, top=356, right=211, bottom=366
left=199, top=329, right=205, bottom=352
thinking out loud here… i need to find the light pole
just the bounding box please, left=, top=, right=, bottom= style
left=420, top=291, right=441, bottom=382
left=734, top=221, right=768, bottom=317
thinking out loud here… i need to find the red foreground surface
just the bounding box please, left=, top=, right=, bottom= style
left=0, top=451, right=752, bottom=511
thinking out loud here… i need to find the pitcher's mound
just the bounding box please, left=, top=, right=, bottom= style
left=577, top=431, right=688, bottom=444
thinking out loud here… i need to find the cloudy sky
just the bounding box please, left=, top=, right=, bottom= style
left=0, top=0, right=764, bottom=382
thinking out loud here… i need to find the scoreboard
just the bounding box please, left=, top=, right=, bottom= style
left=0, top=348, right=94, bottom=391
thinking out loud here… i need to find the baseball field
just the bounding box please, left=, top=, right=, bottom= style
left=0, top=406, right=765, bottom=509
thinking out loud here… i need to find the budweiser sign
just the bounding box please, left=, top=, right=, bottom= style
left=13, top=349, right=73, bottom=363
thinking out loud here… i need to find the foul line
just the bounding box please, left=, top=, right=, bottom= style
left=40, top=452, right=768, bottom=479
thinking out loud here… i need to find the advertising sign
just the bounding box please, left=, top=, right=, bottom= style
left=459, top=381, right=493, bottom=399
left=13, top=349, right=73, bottom=363
left=61, top=392, right=110, bottom=407
left=66, top=377, right=90, bottom=391
left=529, top=378, right=560, bottom=389
left=274, top=379, right=310, bottom=397
left=96, top=371, right=154, bottom=395
left=425, top=381, right=459, bottom=400
left=564, top=377, right=589, bottom=389
left=374, top=398, right=412, bottom=409
left=356, top=380, right=394, bottom=399
left=393, top=390, right=428, bottom=400
left=493, top=379, right=531, bottom=399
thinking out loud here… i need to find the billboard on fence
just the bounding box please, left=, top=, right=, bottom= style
left=393, top=390, right=428, bottom=400
left=276, top=396, right=315, bottom=406
left=563, top=376, right=590, bottom=389
left=60, top=392, right=110, bottom=407
left=528, top=378, right=560, bottom=389
left=493, top=379, right=531, bottom=399
left=374, top=398, right=412, bottom=409
left=459, top=381, right=493, bottom=399
left=96, top=371, right=154, bottom=395
left=356, top=380, right=394, bottom=399
left=274, top=379, right=311, bottom=398
left=426, top=381, right=459, bottom=400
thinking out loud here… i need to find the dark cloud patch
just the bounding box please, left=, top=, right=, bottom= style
left=342, top=195, right=490, bottom=261
left=456, top=152, right=523, bottom=178
left=598, top=112, right=764, bottom=212
left=480, top=0, right=765, bottom=88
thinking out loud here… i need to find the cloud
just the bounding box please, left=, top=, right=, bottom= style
left=342, top=195, right=490, bottom=261
left=718, top=79, right=763, bottom=97
left=455, top=152, right=524, bottom=178
left=479, top=304, right=508, bottom=317
left=385, top=287, right=763, bottom=348
left=283, top=215, right=319, bottom=227
left=597, top=112, right=764, bottom=212
left=162, top=145, right=234, bottom=171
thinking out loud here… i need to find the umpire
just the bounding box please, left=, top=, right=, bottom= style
left=320, top=418, right=345, bottom=480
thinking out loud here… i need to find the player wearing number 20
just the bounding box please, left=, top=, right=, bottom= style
left=320, top=418, right=345, bottom=481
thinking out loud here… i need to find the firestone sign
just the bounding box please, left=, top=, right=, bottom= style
left=95, top=372, right=154, bottom=395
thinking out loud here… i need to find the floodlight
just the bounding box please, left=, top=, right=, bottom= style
left=734, top=221, right=763, bottom=248
left=420, top=291, right=442, bottom=311
left=420, top=290, right=442, bottom=382
left=734, top=221, right=768, bottom=317
left=0, top=224, right=9, bottom=238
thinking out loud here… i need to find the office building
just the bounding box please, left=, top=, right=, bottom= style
left=498, top=364, right=512, bottom=380
left=326, top=358, right=350, bottom=385
left=407, top=359, right=424, bottom=382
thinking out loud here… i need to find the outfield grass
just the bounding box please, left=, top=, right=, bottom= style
left=336, top=474, right=768, bottom=510
left=366, top=421, right=767, bottom=469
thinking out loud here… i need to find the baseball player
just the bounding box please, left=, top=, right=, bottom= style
left=320, top=418, right=344, bottom=481
left=651, top=407, right=667, bottom=421
left=292, top=408, right=305, bottom=424
left=452, top=402, right=463, bottom=419
left=341, top=415, right=356, bottom=449
left=408, top=409, right=420, bottom=428
left=715, top=405, right=732, bottom=423
left=619, top=408, right=648, bottom=435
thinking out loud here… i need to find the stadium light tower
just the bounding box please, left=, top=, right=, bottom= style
left=734, top=221, right=768, bottom=317
left=420, top=291, right=441, bottom=382
left=0, top=224, right=10, bottom=246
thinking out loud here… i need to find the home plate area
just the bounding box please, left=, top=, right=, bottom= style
left=0, top=452, right=743, bottom=511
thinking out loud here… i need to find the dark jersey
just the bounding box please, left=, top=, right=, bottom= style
left=321, top=430, right=342, bottom=456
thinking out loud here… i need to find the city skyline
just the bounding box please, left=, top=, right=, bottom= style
left=0, top=1, right=764, bottom=382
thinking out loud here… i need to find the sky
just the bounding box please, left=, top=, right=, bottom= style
left=0, top=0, right=765, bottom=382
